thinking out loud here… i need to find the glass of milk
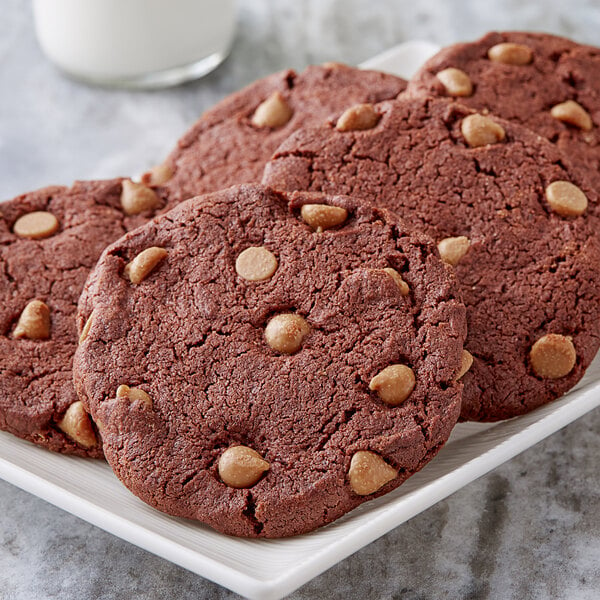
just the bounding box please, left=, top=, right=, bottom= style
left=32, top=0, right=236, bottom=88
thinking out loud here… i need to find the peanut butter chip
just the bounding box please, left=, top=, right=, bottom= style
left=456, top=350, right=474, bottom=380
left=369, top=364, right=415, bottom=406
left=57, top=401, right=97, bottom=449
left=488, top=42, right=533, bottom=65
left=79, top=310, right=95, bottom=345
left=116, top=384, right=152, bottom=409
left=300, top=204, right=348, bottom=232
left=13, top=211, right=59, bottom=239
left=530, top=334, right=576, bottom=379
left=265, top=314, right=310, bottom=354
left=251, top=91, right=293, bottom=128
left=124, top=247, right=168, bottom=284
left=13, top=300, right=51, bottom=340
left=348, top=450, right=397, bottom=496
left=461, top=114, right=506, bottom=147
left=235, top=246, right=278, bottom=281
left=383, top=268, right=409, bottom=296
left=545, top=181, right=588, bottom=217
left=141, top=163, right=175, bottom=187
left=437, top=236, right=470, bottom=266
left=336, top=103, right=380, bottom=131
left=550, top=100, right=593, bottom=131
left=218, top=446, right=270, bottom=488
left=120, top=180, right=161, bottom=215
left=436, top=68, right=473, bottom=97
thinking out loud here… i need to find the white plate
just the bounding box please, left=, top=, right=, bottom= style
left=2, top=42, right=600, bottom=600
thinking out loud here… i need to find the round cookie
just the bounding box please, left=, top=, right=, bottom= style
left=0, top=178, right=164, bottom=456
left=141, top=63, right=406, bottom=207
left=408, top=31, right=600, bottom=194
left=263, top=95, right=600, bottom=421
left=73, top=184, right=466, bottom=537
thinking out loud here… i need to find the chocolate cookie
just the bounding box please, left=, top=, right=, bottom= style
left=263, top=95, right=600, bottom=421
left=0, top=178, right=164, bottom=456
left=73, top=184, right=466, bottom=537
left=408, top=31, right=600, bottom=193
left=141, top=63, right=406, bottom=207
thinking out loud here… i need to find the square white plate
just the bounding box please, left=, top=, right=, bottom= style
left=2, top=41, right=600, bottom=600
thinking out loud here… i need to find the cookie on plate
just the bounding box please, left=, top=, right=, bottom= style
left=408, top=31, right=600, bottom=193
left=73, top=184, right=466, bottom=537
left=0, top=178, right=164, bottom=456
left=141, top=63, right=406, bottom=207
left=263, top=95, right=600, bottom=421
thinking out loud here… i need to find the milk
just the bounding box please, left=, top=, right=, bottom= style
left=33, top=0, right=236, bottom=87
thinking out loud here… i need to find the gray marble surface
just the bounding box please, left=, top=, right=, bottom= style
left=2, top=1, right=600, bottom=598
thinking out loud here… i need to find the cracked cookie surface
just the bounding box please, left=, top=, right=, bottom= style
left=408, top=31, right=600, bottom=194
left=146, top=63, right=406, bottom=208
left=73, top=184, right=466, bottom=537
left=0, top=179, right=158, bottom=456
left=263, top=95, right=600, bottom=421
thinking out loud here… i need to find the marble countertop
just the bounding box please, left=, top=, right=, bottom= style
left=2, top=1, right=600, bottom=598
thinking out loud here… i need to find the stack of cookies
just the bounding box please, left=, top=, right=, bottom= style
left=2, top=32, right=599, bottom=537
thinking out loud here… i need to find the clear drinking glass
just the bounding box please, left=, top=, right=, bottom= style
left=32, top=0, right=236, bottom=89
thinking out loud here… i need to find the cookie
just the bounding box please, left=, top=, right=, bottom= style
left=0, top=178, right=163, bottom=456
left=408, top=31, right=600, bottom=193
left=73, top=184, right=466, bottom=537
left=263, top=95, right=600, bottom=421
left=142, top=63, right=406, bottom=207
